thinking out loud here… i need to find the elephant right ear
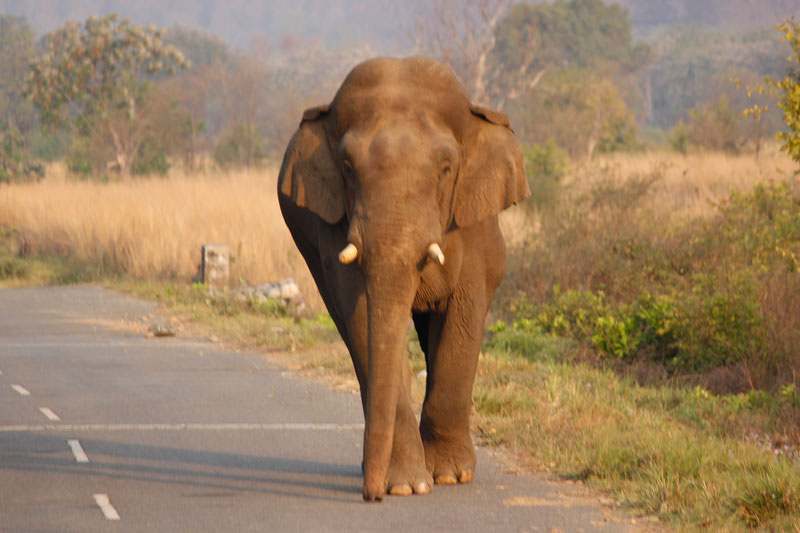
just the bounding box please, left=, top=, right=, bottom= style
left=278, top=104, right=345, bottom=224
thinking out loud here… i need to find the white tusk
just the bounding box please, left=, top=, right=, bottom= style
left=339, top=243, right=358, bottom=264
left=428, top=243, right=445, bottom=265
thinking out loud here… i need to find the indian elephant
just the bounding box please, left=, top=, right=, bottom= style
left=277, top=56, right=529, bottom=501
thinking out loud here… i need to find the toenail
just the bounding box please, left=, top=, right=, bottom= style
left=414, top=480, right=431, bottom=494
left=388, top=483, right=413, bottom=496
left=435, top=474, right=458, bottom=485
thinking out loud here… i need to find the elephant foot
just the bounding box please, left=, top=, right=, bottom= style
left=422, top=434, right=477, bottom=486
left=384, top=438, right=434, bottom=496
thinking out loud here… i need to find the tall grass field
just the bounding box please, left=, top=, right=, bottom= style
left=2, top=149, right=792, bottom=291
left=0, top=163, right=320, bottom=306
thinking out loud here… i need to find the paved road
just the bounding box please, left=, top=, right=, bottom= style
left=0, top=286, right=631, bottom=532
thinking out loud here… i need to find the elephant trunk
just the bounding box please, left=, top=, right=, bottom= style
left=361, top=263, right=417, bottom=501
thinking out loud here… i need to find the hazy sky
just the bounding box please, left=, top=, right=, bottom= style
left=2, top=0, right=799, bottom=52
left=0, top=0, right=412, bottom=52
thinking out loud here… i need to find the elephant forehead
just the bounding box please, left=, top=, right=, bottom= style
left=338, top=57, right=467, bottom=99
left=333, top=59, right=471, bottom=135
left=367, top=129, right=424, bottom=160
left=340, top=116, right=458, bottom=166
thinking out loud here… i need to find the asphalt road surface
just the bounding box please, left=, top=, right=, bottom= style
left=0, top=286, right=633, bottom=532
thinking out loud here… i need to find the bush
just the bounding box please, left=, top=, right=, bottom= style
left=29, top=131, right=69, bottom=162
left=0, top=127, right=43, bottom=183
left=674, top=274, right=765, bottom=370
left=132, top=138, right=170, bottom=176
left=65, top=138, right=99, bottom=178
left=502, top=179, right=800, bottom=378
left=67, top=136, right=171, bottom=179
left=213, top=122, right=269, bottom=169
left=485, top=319, right=568, bottom=362
left=522, top=140, right=570, bottom=210
left=668, top=121, right=690, bottom=154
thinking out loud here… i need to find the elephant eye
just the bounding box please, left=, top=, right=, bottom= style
left=439, top=162, right=452, bottom=178
left=342, top=159, right=354, bottom=177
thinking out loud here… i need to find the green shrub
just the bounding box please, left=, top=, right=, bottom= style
left=68, top=136, right=171, bottom=179
left=668, top=120, right=690, bottom=154
left=65, top=138, right=96, bottom=177
left=591, top=314, right=640, bottom=359
left=633, top=294, right=678, bottom=359
left=533, top=288, right=606, bottom=338
left=522, top=140, right=570, bottom=210
left=720, top=182, right=800, bottom=271
left=503, top=281, right=766, bottom=370
left=132, top=138, right=170, bottom=176
left=673, top=274, right=765, bottom=371
left=0, top=126, right=43, bottom=183
left=486, top=319, right=568, bottom=362
left=246, top=296, right=287, bottom=318
left=502, top=176, right=800, bottom=382
left=0, top=257, right=29, bottom=279
left=213, top=122, right=269, bottom=169
left=28, top=131, right=68, bottom=161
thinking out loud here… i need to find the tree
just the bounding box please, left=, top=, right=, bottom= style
left=162, top=26, right=237, bottom=170
left=414, top=0, right=648, bottom=156
left=742, top=17, right=800, bottom=165
left=261, top=41, right=376, bottom=151
left=646, top=25, right=785, bottom=130
left=0, top=14, right=37, bottom=133
left=0, top=14, right=40, bottom=181
left=492, top=0, right=650, bottom=110
left=412, top=0, right=512, bottom=106
left=217, top=54, right=269, bottom=169
left=525, top=69, right=637, bottom=160
left=25, top=14, right=189, bottom=180
left=163, top=25, right=231, bottom=69
left=684, top=95, right=744, bottom=152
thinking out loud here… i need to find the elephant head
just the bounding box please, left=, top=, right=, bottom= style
left=278, top=57, right=529, bottom=500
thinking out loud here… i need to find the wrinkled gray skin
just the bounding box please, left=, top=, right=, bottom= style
left=278, top=56, right=529, bottom=501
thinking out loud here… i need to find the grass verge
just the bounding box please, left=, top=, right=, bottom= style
left=480, top=329, right=800, bottom=531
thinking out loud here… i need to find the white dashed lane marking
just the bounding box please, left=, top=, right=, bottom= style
left=10, top=384, right=30, bottom=396
left=93, top=494, right=121, bottom=520
left=67, top=439, right=89, bottom=463
left=38, top=407, right=61, bottom=421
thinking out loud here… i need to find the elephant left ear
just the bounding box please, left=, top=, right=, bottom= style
left=453, top=104, right=530, bottom=229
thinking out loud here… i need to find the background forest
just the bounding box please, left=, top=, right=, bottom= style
left=0, top=0, right=797, bottom=180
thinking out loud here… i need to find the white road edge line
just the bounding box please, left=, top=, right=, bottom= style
left=93, top=494, right=121, bottom=521
left=67, top=439, right=89, bottom=463
left=1, top=423, right=365, bottom=432
left=39, top=407, right=61, bottom=421
left=11, top=384, right=30, bottom=396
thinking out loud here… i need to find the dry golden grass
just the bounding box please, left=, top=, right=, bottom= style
left=499, top=144, right=796, bottom=247
left=0, top=162, right=321, bottom=308
left=568, top=144, right=796, bottom=221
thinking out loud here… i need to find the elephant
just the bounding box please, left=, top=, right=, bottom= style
left=277, top=56, right=529, bottom=501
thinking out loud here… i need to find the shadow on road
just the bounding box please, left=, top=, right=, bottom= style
left=2, top=432, right=363, bottom=503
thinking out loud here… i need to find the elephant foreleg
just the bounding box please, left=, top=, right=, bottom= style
left=419, top=289, right=487, bottom=485
left=316, top=230, right=431, bottom=497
